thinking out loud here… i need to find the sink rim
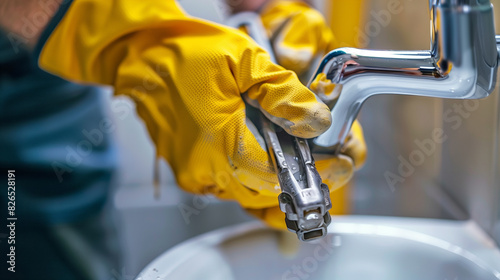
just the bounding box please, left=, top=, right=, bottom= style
left=136, top=215, right=500, bottom=280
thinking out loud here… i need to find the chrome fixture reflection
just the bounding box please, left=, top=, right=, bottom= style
left=310, top=0, right=499, bottom=153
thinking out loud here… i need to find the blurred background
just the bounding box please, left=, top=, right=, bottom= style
left=1, top=0, right=499, bottom=279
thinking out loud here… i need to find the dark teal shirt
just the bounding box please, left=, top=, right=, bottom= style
left=0, top=29, right=117, bottom=224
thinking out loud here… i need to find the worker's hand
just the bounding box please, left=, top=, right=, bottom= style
left=260, top=0, right=336, bottom=77
left=37, top=0, right=332, bottom=209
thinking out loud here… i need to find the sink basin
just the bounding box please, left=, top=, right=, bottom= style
left=136, top=216, right=500, bottom=280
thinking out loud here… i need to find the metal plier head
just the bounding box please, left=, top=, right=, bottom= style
left=263, top=121, right=332, bottom=241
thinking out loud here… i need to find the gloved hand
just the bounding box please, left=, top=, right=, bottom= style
left=244, top=0, right=367, bottom=229
left=37, top=0, right=332, bottom=209
left=260, top=0, right=337, bottom=77
left=259, top=0, right=367, bottom=171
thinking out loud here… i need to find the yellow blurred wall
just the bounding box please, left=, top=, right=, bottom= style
left=327, top=0, right=368, bottom=48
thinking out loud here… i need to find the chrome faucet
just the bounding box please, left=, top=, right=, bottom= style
left=310, top=0, right=499, bottom=153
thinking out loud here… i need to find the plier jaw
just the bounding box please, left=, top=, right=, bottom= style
left=262, top=119, right=332, bottom=241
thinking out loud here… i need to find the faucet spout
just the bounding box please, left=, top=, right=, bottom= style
left=310, top=0, right=498, bottom=153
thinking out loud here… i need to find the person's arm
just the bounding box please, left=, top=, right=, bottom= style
left=0, top=0, right=59, bottom=50
left=32, top=0, right=333, bottom=222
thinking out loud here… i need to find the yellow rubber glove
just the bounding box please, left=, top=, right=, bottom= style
left=342, top=120, right=367, bottom=170
left=37, top=0, right=332, bottom=209
left=260, top=0, right=337, bottom=77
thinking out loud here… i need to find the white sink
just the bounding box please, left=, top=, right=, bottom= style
left=137, top=216, right=500, bottom=280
